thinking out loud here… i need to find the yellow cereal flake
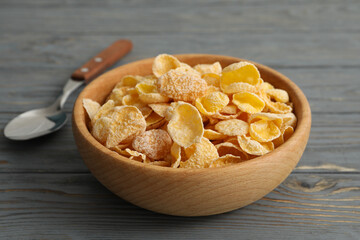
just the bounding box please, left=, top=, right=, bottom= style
left=177, top=63, right=202, bottom=77
left=220, top=62, right=261, bottom=92
left=167, top=102, right=204, bottom=148
left=195, top=91, right=229, bottom=116
left=202, top=73, right=221, bottom=87
left=107, top=86, right=130, bottom=106
left=215, top=142, right=248, bottom=159
left=152, top=54, right=181, bottom=78
left=215, top=119, right=249, bottom=136
left=135, top=82, right=170, bottom=104
left=91, top=100, right=115, bottom=126
left=194, top=62, right=222, bottom=75
left=105, top=106, right=146, bottom=148
left=148, top=103, right=170, bottom=118
left=180, top=138, right=219, bottom=168
left=209, top=154, right=244, bottom=168
left=237, top=135, right=274, bottom=156
left=170, top=142, right=182, bottom=168
left=267, top=89, right=289, bottom=103
left=249, top=119, right=281, bottom=142
left=92, top=117, right=112, bottom=144
left=222, top=82, right=257, bottom=94
left=281, top=113, right=297, bottom=128
left=157, top=69, right=208, bottom=102
left=232, top=92, right=265, bottom=114
left=140, top=106, right=153, bottom=118
left=219, top=104, right=238, bottom=115
left=203, top=129, right=227, bottom=140
left=206, top=85, right=221, bottom=95
left=83, top=98, right=100, bottom=120
left=146, top=112, right=166, bottom=130
left=121, top=92, right=143, bottom=107
left=113, top=147, right=147, bottom=162
left=132, top=129, right=172, bottom=160
left=259, top=87, right=292, bottom=114
left=267, top=101, right=293, bottom=114
left=248, top=112, right=283, bottom=128
left=273, top=125, right=295, bottom=147
left=259, top=82, right=274, bottom=91
left=116, top=75, right=145, bottom=88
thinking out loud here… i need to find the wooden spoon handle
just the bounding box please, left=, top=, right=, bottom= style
left=71, top=39, right=133, bottom=83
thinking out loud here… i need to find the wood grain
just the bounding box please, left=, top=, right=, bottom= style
left=0, top=173, right=359, bottom=239
left=0, top=1, right=359, bottom=34
left=1, top=33, right=360, bottom=69
left=0, top=0, right=359, bottom=237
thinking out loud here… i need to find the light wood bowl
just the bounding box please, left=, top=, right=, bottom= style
left=72, top=54, right=311, bottom=216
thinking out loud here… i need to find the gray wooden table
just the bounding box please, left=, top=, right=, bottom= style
left=1, top=1, right=359, bottom=239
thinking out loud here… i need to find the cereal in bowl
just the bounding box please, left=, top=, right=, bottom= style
left=83, top=54, right=297, bottom=168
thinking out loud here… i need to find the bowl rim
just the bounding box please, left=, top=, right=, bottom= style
left=73, top=54, right=311, bottom=173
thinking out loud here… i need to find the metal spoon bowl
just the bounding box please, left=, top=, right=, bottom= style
left=4, top=79, right=82, bottom=140
left=4, top=39, right=133, bottom=140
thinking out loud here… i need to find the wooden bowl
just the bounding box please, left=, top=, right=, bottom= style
left=72, top=54, right=311, bottom=216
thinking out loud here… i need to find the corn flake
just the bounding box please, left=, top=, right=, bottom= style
left=146, top=112, right=166, bottom=130
left=215, top=119, right=249, bottom=136
left=195, top=91, right=229, bottom=116
left=132, top=129, right=172, bottom=160
left=249, top=119, right=281, bottom=142
left=233, top=92, right=265, bottom=114
left=152, top=54, right=181, bottom=78
left=220, top=62, right=261, bottom=93
left=219, top=104, right=238, bottom=115
left=215, top=142, right=248, bottom=159
left=267, top=89, right=289, bottom=103
left=148, top=103, right=170, bottom=118
left=83, top=98, right=100, bottom=120
left=203, top=129, right=226, bottom=140
left=180, top=138, right=219, bottom=168
left=194, top=62, right=222, bottom=75
left=177, top=63, right=202, bottom=77
left=105, top=106, right=146, bottom=148
left=170, top=142, right=182, bottom=168
left=92, top=117, right=112, bottom=144
left=91, top=100, right=115, bottom=126
left=135, top=82, right=170, bottom=104
left=209, top=154, right=244, bottom=168
left=222, top=82, right=257, bottom=94
left=248, top=112, right=283, bottom=128
left=167, top=102, right=204, bottom=148
left=202, top=73, right=221, bottom=87
left=158, top=69, right=208, bottom=102
left=237, top=135, right=274, bottom=156
left=116, top=75, right=144, bottom=88
left=107, top=87, right=130, bottom=106
left=113, top=147, right=147, bottom=162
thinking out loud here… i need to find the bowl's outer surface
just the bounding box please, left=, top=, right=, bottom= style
left=72, top=54, right=311, bottom=216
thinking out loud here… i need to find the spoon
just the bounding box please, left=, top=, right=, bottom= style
left=4, top=39, right=133, bottom=140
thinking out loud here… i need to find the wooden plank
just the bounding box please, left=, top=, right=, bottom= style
left=0, top=173, right=359, bottom=239
left=1, top=0, right=358, bottom=8
left=0, top=1, right=359, bottom=34
left=1, top=33, right=360, bottom=69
